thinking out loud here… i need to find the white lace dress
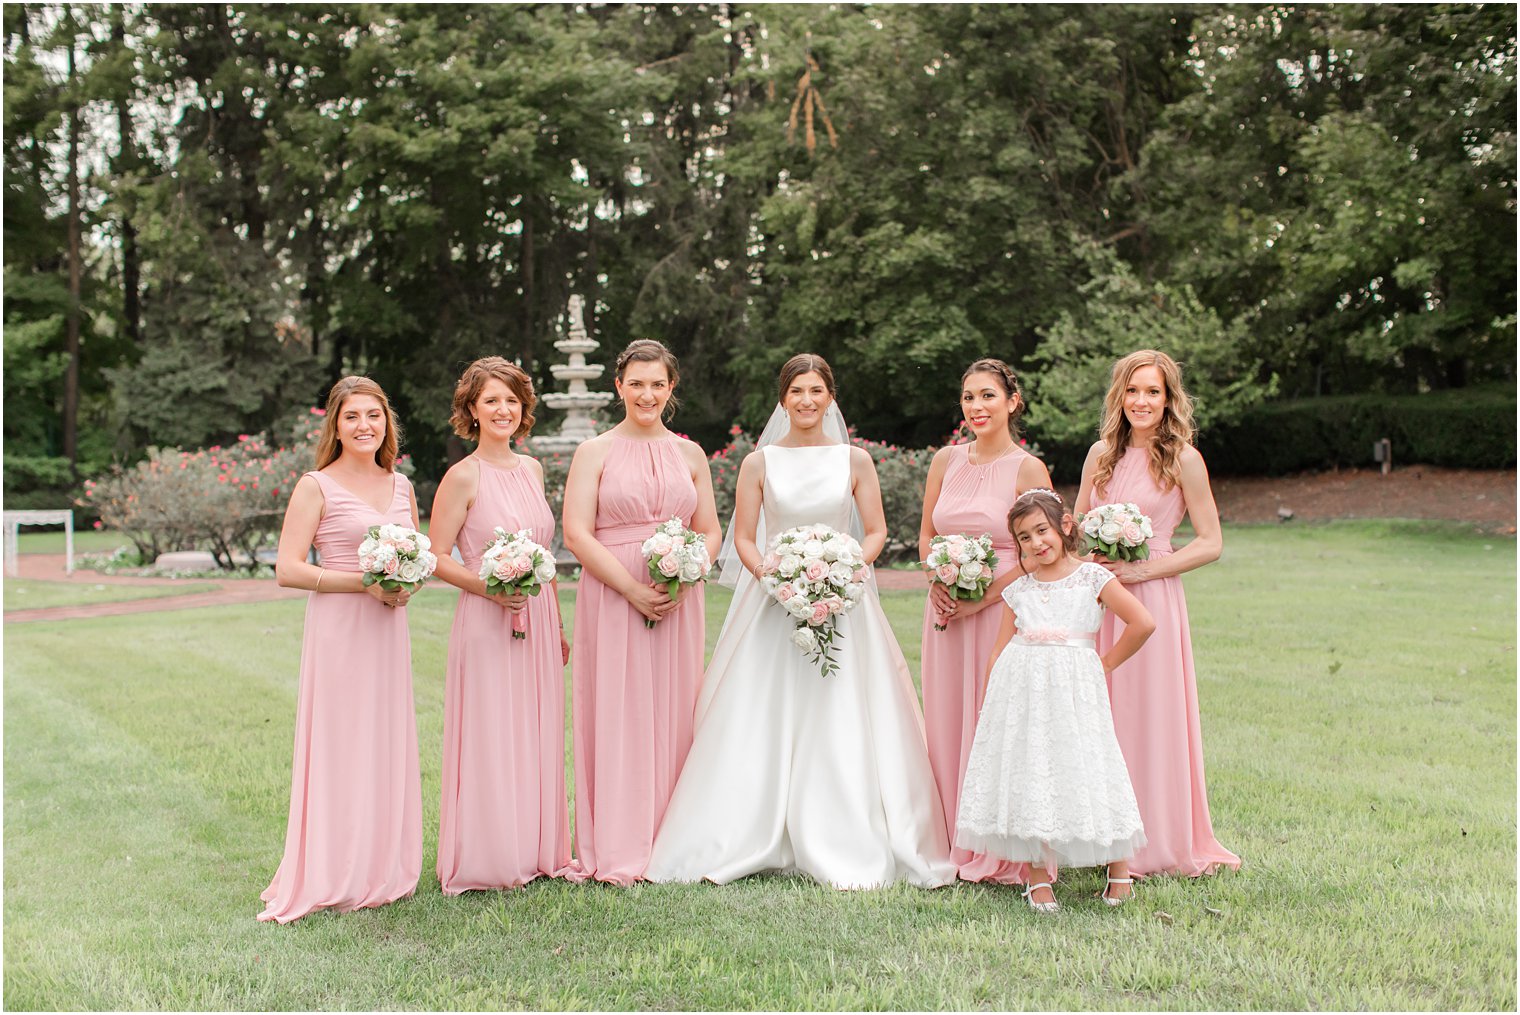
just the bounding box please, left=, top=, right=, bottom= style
left=954, top=562, right=1146, bottom=868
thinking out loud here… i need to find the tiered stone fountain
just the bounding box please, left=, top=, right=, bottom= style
left=531, top=294, right=614, bottom=455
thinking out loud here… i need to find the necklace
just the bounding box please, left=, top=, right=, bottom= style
left=969, top=440, right=1016, bottom=467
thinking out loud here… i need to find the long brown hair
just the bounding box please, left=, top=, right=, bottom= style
left=614, top=339, right=681, bottom=419
left=1008, top=490, right=1080, bottom=574
left=777, top=353, right=837, bottom=402
left=315, top=376, right=401, bottom=471
left=1092, top=350, right=1195, bottom=496
left=961, top=357, right=1026, bottom=437
left=450, top=357, right=536, bottom=440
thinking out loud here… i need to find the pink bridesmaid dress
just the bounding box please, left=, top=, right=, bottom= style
left=569, top=436, right=705, bottom=885
left=258, top=470, right=423, bottom=923
left=920, top=442, right=1034, bottom=884
left=1094, top=446, right=1240, bottom=877
left=437, top=457, right=572, bottom=894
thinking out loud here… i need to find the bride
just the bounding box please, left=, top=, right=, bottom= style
left=644, top=354, right=956, bottom=889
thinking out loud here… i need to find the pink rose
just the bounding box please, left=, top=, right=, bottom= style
left=852, top=567, right=868, bottom=584
left=776, top=582, right=797, bottom=602
left=809, top=601, right=832, bottom=625
left=825, top=595, right=846, bottom=614
left=936, top=563, right=959, bottom=584
left=980, top=563, right=993, bottom=579
left=805, top=560, right=829, bottom=582
left=658, top=554, right=680, bottom=577
left=648, top=534, right=674, bottom=556
left=1121, top=522, right=1143, bottom=544
left=383, top=556, right=400, bottom=576
left=493, top=559, right=514, bottom=581
left=762, top=551, right=781, bottom=573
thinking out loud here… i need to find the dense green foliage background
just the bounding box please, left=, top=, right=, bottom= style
left=5, top=4, right=1515, bottom=499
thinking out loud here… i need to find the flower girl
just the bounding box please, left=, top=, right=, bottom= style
left=954, top=490, right=1155, bottom=912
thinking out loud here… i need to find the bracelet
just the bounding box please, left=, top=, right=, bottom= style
left=316, top=567, right=325, bottom=592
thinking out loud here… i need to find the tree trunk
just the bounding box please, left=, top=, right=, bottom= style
left=114, top=13, right=142, bottom=347
left=63, top=32, right=82, bottom=472
left=521, top=207, right=535, bottom=371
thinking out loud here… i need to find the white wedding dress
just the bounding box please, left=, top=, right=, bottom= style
left=644, top=444, right=956, bottom=889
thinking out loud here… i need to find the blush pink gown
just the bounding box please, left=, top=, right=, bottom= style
left=437, top=456, right=572, bottom=894
left=258, top=469, right=422, bottom=923
left=920, top=442, right=1034, bottom=884
left=1094, top=446, right=1240, bottom=877
left=569, top=435, right=705, bottom=885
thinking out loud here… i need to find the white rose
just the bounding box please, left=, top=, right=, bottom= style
left=801, top=538, right=826, bottom=559
left=958, top=562, right=983, bottom=584
left=397, top=559, right=423, bottom=584
left=786, top=596, right=813, bottom=619
left=679, top=559, right=705, bottom=582
left=843, top=582, right=865, bottom=601
left=415, top=532, right=431, bottom=552
left=790, top=626, right=819, bottom=652
left=1098, top=521, right=1122, bottom=544
left=778, top=554, right=804, bottom=578
left=535, top=560, right=556, bottom=583
left=1140, top=517, right=1154, bottom=538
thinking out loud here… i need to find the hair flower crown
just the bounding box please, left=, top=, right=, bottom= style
left=1014, top=487, right=1062, bottom=505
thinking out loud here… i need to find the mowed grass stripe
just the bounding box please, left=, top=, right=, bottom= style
left=4, top=522, right=1514, bottom=1009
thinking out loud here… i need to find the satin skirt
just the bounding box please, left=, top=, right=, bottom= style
left=646, top=576, right=956, bottom=890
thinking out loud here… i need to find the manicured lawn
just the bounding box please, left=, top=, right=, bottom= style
left=4, top=522, right=1514, bottom=1009
left=13, top=528, right=130, bottom=555
left=4, top=578, right=217, bottom=611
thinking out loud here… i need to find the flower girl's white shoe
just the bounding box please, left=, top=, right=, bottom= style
left=1022, top=882, right=1060, bottom=914
left=1100, top=876, right=1134, bottom=907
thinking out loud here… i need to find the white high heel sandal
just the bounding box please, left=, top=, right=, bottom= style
left=1100, top=875, right=1134, bottom=907
left=1022, top=881, right=1060, bottom=914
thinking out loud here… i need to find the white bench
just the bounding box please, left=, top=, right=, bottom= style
left=3, top=509, right=74, bottom=577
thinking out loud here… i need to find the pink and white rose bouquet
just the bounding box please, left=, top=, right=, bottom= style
left=640, top=517, right=712, bottom=629
left=921, top=533, right=999, bottom=631
left=758, top=524, right=869, bottom=678
left=357, top=523, right=437, bottom=593
left=1077, top=503, right=1154, bottom=562
left=478, top=527, right=558, bottom=638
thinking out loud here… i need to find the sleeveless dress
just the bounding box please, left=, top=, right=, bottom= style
left=919, top=441, right=1033, bottom=884
left=1094, top=446, right=1240, bottom=877
left=258, top=470, right=422, bottom=923
left=645, top=445, right=956, bottom=890
left=955, top=563, right=1146, bottom=867
left=437, top=456, right=572, bottom=894
left=569, top=435, right=706, bottom=885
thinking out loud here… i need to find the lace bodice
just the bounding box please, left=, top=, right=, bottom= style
left=1001, top=562, right=1113, bottom=639
left=761, top=445, right=854, bottom=533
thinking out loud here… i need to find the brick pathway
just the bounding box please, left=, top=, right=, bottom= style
left=4, top=554, right=305, bottom=624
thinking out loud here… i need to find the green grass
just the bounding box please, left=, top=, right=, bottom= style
left=4, top=521, right=1514, bottom=1009
left=13, top=528, right=130, bottom=555
left=4, top=578, right=217, bottom=611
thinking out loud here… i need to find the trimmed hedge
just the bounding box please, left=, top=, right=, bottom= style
left=1197, top=385, right=1517, bottom=476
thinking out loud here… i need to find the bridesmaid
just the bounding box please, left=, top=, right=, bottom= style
left=1075, top=349, right=1241, bottom=878
left=561, top=339, right=722, bottom=885
left=428, top=357, right=573, bottom=894
left=918, top=359, right=1051, bottom=884
left=261, top=376, right=423, bottom=923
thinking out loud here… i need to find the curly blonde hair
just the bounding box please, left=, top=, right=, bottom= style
left=1092, top=350, right=1196, bottom=496
left=449, top=357, right=536, bottom=440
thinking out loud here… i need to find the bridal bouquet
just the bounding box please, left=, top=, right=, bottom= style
left=357, top=524, right=437, bottom=593
left=922, top=533, right=999, bottom=631
left=1077, top=503, right=1154, bottom=562
left=478, top=527, right=557, bottom=638
left=640, top=517, right=712, bottom=629
left=759, top=524, right=869, bottom=678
